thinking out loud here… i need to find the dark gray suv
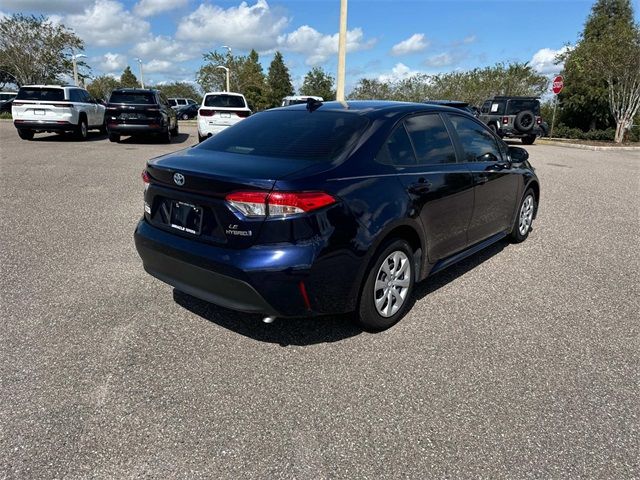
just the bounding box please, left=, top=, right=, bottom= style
left=479, top=96, right=541, bottom=145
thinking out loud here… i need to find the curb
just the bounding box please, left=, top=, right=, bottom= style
left=538, top=138, right=640, bottom=151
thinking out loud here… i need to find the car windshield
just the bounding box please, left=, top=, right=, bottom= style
left=0, top=93, right=16, bottom=102
left=109, top=92, right=155, bottom=104
left=16, top=88, right=65, bottom=101
left=506, top=100, right=540, bottom=115
left=199, top=110, right=369, bottom=162
left=204, top=94, right=246, bottom=108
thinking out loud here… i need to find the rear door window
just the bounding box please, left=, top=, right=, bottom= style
left=176, top=99, right=187, bottom=105
left=375, top=125, right=417, bottom=166
left=448, top=114, right=502, bottom=163
left=404, top=114, right=457, bottom=165
left=16, top=87, right=65, bottom=101
left=204, top=94, right=246, bottom=108
left=109, top=92, right=155, bottom=104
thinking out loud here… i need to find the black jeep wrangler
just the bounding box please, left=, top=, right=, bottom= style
left=479, top=96, right=541, bottom=145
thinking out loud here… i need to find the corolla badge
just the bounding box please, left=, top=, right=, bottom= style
left=173, top=172, right=185, bottom=186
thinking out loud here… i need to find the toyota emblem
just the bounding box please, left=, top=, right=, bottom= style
left=173, top=172, right=185, bottom=186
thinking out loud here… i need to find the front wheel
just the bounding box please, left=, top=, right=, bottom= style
left=510, top=188, right=536, bottom=243
left=108, top=132, right=120, bottom=143
left=75, top=117, right=88, bottom=140
left=18, top=129, right=34, bottom=140
left=357, top=239, right=415, bottom=331
left=182, top=113, right=189, bottom=120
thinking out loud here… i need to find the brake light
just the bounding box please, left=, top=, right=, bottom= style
left=536, top=116, right=542, bottom=124
left=236, top=111, right=251, bottom=118
left=141, top=170, right=150, bottom=184
left=502, top=116, right=509, bottom=125
left=199, top=109, right=215, bottom=117
left=52, top=103, right=70, bottom=108
left=226, top=191, right=336, bottom=217
left=12, top=101, right=25, bottom=106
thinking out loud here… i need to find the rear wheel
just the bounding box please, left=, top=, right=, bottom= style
left=510, top=188, right=536, bottom=243
left=108, top=132, right=120, bottom=143
left=181, top=113, right=189, bottom=120
left=171, top=121, right=179, bottom=137
left=75, top=116, right=88, bottom=140
left=18, top=129, right=34, bottom=140
left=356, top=239, right=415, bottom=331
left=161, top=125, right=172, bottom=143
left=521, top=135, right=536, bottom=145
left=198, top=134, right=205, bottom=143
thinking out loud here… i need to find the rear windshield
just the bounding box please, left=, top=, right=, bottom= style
left=506, top=100, right=540, bottom=115
left=204, top=94, right=246, bottom=108
left=0, top=93, right=16, bottom=102
left=199, top=110, right=369, bottom=162
left=16, top=87, right=65, bottom=101
left=109, top=92, right=155, bottom=104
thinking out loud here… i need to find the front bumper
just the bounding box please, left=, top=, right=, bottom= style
left=134, top=219, right=320, bottom=317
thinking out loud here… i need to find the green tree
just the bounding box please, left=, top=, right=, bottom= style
left=86, top=75, right=120, bottom=101
left=197, top=50, right=243, bottom=93
left=300, top=67, right=336, bottom=101
left=561, top=0, right=640, bottom=142
left=155, top=82, right=201, bottom=102
left=238, top=49, right=267, bottom=111
left=348, top=78, right=395, bottom=100
left=0, top=14, right=84, bottom=86
left=120, top=66, right=139, bottom=88
left=266, top=51, right=294, bottom=108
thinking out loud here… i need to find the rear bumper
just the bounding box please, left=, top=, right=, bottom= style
left=14, top=120, right=74, bottom=131
left=134, top=219, right=322, bottom=317
left=499, top=126, right=541, bottom=137
left=107, top=123, right=164, bottom=135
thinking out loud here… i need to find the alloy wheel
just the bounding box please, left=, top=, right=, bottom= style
left=374, top=251, right=411, bottom=318
left=519, top=194, right=534, bottom=236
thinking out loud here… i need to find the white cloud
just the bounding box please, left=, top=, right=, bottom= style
left=176, top=0, right=289, bottom=51
left=424, top=53, right=455, bottom=68
left=462, top=35, right=476, bottom=45
left=278, top=26, right=376, bottom=66
left=377, top=63, right=426, bottom=83
left=144, top=59, right=173, bottom=73
left=134, top=0, right=188, bottom=17
left=391, top=34, right=429, bottom=56
left=131, top=35, right=198, bottom=63
left=65, top=0, right=150, bottom=47
left=96, top=52, right=127, bottom=72
left=1, top=0, right=87, bottom=13
left=530, top=46, right=570, bottom=75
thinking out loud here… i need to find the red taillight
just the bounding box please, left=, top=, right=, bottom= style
left=235, top=111, right=251, bottom=118
left=12, top=101, right=25, bottom=106
left=225, top=191, right=336, bottom=218
left=199, top=109, right=215, bottom=117
left=502, top=116, right=509, bottom=125
left=52, top=103, right=70, bottom=108
left=141, top=170, right=150, bottom=184
left=536, top=116, right=542, bottom=124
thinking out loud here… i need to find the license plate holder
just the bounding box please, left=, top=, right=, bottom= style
left=220, top=112, right=231, bottom=118
left=169, top=201, right=203, bottom=235
left=34, top=109, right=45, bottom=116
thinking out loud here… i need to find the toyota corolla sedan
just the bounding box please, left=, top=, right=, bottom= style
left=135, top=101, right=539, bottom=331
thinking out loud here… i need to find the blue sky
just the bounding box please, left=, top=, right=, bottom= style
left=2, top=0, right=639, bottom=93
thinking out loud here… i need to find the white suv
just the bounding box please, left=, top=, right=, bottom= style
left=197, top=92, right=251, bottom=142
left=12, top=85, right=106, bottom=140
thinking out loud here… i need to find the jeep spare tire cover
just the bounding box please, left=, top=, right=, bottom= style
left=514, top=110, right=535, bottom=132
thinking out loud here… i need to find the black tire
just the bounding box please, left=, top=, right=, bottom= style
left=17, top=129, right=34, bottom=140
left=510, top=188, right=536, bottom=243
left=356, top=239, right=415, bottom=331
left=521, top=134, right=536, bottom=145
left=161, top=125, right=172, bottom=144
left=171, top=121, right=179, bottom=137
left=108, top=132, right=120, bottom=143
left=198, top=134, right=205, bottom=143
left=75, top=116, right=88, bottom=140
left=181, top=113, right=189, bottom=120
left=99, top=122, right=107, bottom=135
left=514, top=110, right=535, bottom=133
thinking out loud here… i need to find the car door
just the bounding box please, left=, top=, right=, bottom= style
left=80, top=90, right=99, bottom=126
left=445, top=113, right=519, bottom=245
left=377, top=113, right=474, bottom=262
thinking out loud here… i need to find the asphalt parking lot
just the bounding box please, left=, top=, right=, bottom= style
left=1, top=121, right=638, bottom=479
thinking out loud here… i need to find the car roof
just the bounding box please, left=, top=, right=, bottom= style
left=112, top=88, right=158, bottom=93
left=203, top=91, right=245, bottom=96
left=490, top=96, right=540, bottom=100
left=423, top=99, right=469, bottom=107
left=273, top=100, right=466, bottom=119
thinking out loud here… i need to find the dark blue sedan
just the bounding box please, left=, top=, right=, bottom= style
left=135, top=101, right=540, bottom=330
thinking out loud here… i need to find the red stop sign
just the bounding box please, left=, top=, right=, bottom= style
left=552, top=75, right=564, bottom=95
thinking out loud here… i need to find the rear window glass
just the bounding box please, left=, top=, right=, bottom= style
left=204, top=94, right=246, bottom=108
left=506, top=100, right=540, bottom=115
left=109, top=92, right=155, bottom=104
left=199, top=110, right=369, bottom=162
left=16, top=87, right=65, bottom=101
left=0, top=93, right=16, bottom=102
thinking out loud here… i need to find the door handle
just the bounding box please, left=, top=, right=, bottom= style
left=408, top=178, right=432, bottom=194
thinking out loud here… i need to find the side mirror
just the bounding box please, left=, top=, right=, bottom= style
left=508, top=146, right=529, bottom=164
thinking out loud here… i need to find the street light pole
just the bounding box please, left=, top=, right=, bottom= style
left=215, top=66, right=230, bottom=92
left=135, top=58, right=145, bottom=88
left=72, top=53, right=87, bottom=86
left=336, top=0, right=348, bottom=102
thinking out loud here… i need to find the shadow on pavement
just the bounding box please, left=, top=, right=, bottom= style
left=29, top=131, right=107, bottom=142
left=173, top=238, right=513, bottom=345
left=118, top=132, right=191, bottom=145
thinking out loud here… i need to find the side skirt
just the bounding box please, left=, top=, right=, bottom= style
left=429, top=232, right=507, bottom=276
